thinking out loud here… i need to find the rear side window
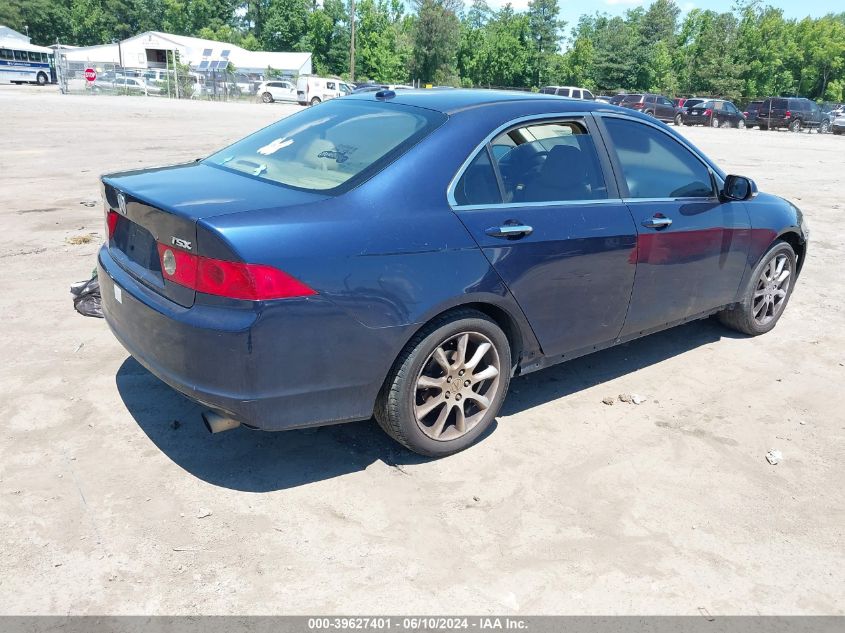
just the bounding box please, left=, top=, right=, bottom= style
left=454, top=149, right=501, bottom=206
left=603, top=117, right=714, bottom=199
left=458, top=120, right=608, bottom=205
left=205, top=99, right=446, bottom=193
left=621, top=94, right=643, bottom=105
left=0, top=50, right=10, bottom=60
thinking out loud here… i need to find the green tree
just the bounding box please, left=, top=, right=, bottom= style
left=262, top=0, right=310, bottom=51
left=411, top=0, right=462, bottom=84
left=527, top=0, right=563, bottom=87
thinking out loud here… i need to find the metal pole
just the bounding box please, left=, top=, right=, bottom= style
left=349, top=0, right=356, bottom=82
left=174, top=50, right=180, bottom=99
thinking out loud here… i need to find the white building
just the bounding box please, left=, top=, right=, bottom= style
left=58, top=31, right=312, bottom=78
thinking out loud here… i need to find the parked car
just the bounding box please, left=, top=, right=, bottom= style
left=296, top=75, right=353, bottom=106
left=682, top=99, right=746, bottom=128
left=743, top=100, right=764, bottom=129
left=257, top=80, right=296, bottom=103
left=673, top=98, right=707, bottom=125
left=615, top=93, right=678, bottom=123
left=97, top=90, right=807, bottom=456
left=594, top=95, right=612, bottom=104
left=833, top=112, right=845, bottom=135
left=539, top=86, right=596, bottom=100
left=353, top=83, right=412, bottom=94
left=756, top=97, right=824, bottom=132
left=91, top=76, right=160, bottom=95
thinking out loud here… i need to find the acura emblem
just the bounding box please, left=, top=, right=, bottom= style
left=117, top=192, right=127, bottom=215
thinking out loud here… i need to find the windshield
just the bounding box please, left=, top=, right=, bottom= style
left=204, top=99, right=445, bottom=193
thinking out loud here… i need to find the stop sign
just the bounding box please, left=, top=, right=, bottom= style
left=84, top=68, right=96, bottom=82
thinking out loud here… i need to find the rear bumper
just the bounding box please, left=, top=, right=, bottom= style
left=99, top=246, right=406, bottom=431
left=684, top=115, right=709, bottom=125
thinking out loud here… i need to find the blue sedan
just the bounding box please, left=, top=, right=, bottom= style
left=98, top=89, right=808, bottom=456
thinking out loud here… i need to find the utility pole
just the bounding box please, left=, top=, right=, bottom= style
left=349, top=0, right=356, bottom=82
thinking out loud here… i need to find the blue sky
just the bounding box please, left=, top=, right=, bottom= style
left=482, top=0, right=842, bottom=34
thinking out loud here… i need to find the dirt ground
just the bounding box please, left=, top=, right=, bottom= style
left=1, top=86, right=843, bottom=616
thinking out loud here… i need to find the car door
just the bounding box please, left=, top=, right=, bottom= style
left=596, top=115, right=751, bottom=336
left=450, top=115, right=638, bottom=358
left=657, top=96, right=674, bottom=120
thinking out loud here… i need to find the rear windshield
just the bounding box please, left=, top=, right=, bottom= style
left=204, top=99, right=446, bottom=193
left=762, top=98, right=787, bottom=110
left=621, top=94, right=643, bottom=104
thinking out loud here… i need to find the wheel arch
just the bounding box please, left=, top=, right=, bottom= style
left=777, top=230, right=806, bottom=277
left=387, top=298, right=542, bottom=385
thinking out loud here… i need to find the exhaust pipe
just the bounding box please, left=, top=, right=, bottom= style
left=202, top=411, right=241, bottom=434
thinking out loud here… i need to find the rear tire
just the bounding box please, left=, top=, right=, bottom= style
left=309, top=96, right=321, bottom=106
left=737, top=119, right=746, bottom=129
left=789, top=119, right=801, bottom=133
left=674, top=113, right=683, bottom=126
left=375, top=309, right=511, bottom=457
left=819, top=120, right=830, bottom=134
left=36, top=72, right=48, bottom=86
left=261, top=92, right=273, bottom=103
left=711, top=117, right=720, bottom=128
left=718, top=241, right=797, bottom=336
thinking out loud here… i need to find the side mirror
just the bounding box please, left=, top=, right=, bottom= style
left=722, top=175, right=757, bottom=201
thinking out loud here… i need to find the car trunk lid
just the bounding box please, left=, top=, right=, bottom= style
left=102, top=162, right=327, bottom=308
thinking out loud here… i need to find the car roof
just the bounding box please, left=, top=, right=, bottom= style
left=344, top=88, right=608, bottom=114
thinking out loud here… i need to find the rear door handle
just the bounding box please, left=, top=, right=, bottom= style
left=641, top=216, right=673, bottom=229
left=485, top=224, right=534, bottom=239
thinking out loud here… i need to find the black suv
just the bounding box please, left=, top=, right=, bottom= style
left=756, top=97, right=823, bottom=132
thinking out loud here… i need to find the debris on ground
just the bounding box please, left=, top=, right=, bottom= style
left=619, top=393, right=633, bottom=403
left=66, top=234, right=94, bottom=245
left=196, top=508, right=212, bottom=519
left=79, top=200, right=97, bottom=207
left=799, top=420, right=807, bottom=425
left=70, top=271, right=103, bottom=318
left=631, top=394, right=646, bottom=405
left=602, top=396, right=615, bottom=406
left=766, top=449, right=783, bottom=465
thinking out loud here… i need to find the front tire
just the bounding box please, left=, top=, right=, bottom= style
left=261, top=91, right=273, bottom=103
left=737, top=119, right=746, bottom=129
left=674, top=113, right=683, bottom=126
left=718, top=241, right=797, bottom=336
left=376, top=309, right=511, bottom=457
left=711, top=117, right=720, bottom=128
left=819, top=120, right=830, bottom=134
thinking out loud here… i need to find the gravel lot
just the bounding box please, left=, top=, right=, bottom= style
left=1, top=86, right=843, bottom=615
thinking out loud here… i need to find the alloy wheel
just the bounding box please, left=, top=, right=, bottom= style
left=753, top=253, right=792, bottom=326
left=413, top=331, right=501, bottom=441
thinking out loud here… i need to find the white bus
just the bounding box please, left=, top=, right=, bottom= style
left=0, top=38, right=55, bottom=85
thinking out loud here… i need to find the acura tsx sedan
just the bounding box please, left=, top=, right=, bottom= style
left=98, top=89, right=808, bottom=456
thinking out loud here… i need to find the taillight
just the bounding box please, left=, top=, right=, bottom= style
left=632, top=102, right=644, bottom=108
left=106, top=210, right=120, bottom=239
left=743, top=111, right=748, bottom=117
left=704, top=109, right=712, bottom=116
left=785, top=110, right=791, bottom=118
left=156, top=243, right=316, bottom=301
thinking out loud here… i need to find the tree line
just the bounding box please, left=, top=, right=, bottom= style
left=3, top=0, right=844, bottom=102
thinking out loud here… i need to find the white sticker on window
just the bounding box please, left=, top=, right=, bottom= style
left=257, top=138, right=294, bottom=155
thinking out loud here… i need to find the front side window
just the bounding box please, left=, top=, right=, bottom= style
left=603, top=117, right=714, bottom=199
left=205, top=99, right=445, bottom=193
left=456, top=120, right=608, bottom=206
left=584, top=90, right=594, bottom=100
left=557, top=88, right=570, bottom=97
left=326, top=81, right=336, bottom=90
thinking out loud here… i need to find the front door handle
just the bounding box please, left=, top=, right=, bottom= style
left=641, top=216, right=673, bottom=229
left=485, top=224, right=534, bottom=239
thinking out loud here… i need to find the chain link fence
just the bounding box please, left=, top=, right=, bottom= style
left=57, top=58, right=286, bottom=103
